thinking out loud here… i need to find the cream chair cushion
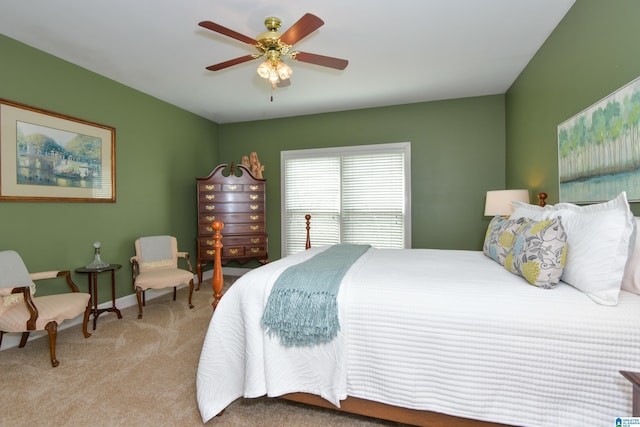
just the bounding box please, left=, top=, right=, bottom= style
left=0, top=292, right=90, bottom=332
left=134, top=268, right=194, bottom=291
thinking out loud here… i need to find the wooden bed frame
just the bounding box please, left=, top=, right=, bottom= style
left=206, top=194, right=550, bottom=426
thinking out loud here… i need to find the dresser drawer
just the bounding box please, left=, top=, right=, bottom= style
left=199, top=246, right=217, bottom=259
left=221, top=234, right=267, bottom=246
left=244, top=183, right=264, bottom=192
left=198, top=192, right=264, bottom=203
left=223, top=245, right=267, bottom=258
left=198, top=223, right=216, bottom=235
left=223, top=223, right=265, bottom=234
left=198, top=213, right=263, bottom=224
left=198, top=182, right=221, bottom=192
left=223, top=246, right=244, bottom=257
left=221, top=183, right=244, bottom=192
left=199, top=202, right=264, bottom=213
left=198, top=218, right=265, bottom=235
left=198, top=214, right=218, bottom=225
left=199, top=237, right=218, bottom=250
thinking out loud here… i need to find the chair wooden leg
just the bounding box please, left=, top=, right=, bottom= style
left=173, top=286, right=177, bottom=301
left=0, top=330, right=4, bottom=348
left=19, top=332, right=29, bottom=348
left=188, top=280, right=194, bottom=309
left=136, top=287, right=144, bottom=319
left=45, top=321, right=59, bottom=367
left=82, top=302, right=92, bottom=339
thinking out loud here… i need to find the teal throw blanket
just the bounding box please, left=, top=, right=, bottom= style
left=261, top=244, right=370, bottom=347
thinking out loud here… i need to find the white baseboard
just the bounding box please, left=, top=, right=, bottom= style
left=0, top=267, right=247, bottom=352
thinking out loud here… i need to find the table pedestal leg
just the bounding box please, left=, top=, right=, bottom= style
left=86, top=269, right=122, bottom=330
left=110, top=270, right=123, bottom=319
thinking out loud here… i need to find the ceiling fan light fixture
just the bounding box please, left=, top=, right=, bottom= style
left=256, top=60, right=272, bottom=79
left=256, top=58, right=292, bottom=88
left=268, top=67, right=279, bottom=84
left=276, top=60, right=292, bottom=80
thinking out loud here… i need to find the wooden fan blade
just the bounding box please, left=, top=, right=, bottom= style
left=199, top=21, right=257, bottom=45
left=293, top=52, right=348, bottom=70
left=280, top=13, right=324, bottom=46
left=206, top=55, right=256, bottom=71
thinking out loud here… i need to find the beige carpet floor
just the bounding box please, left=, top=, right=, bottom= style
left=0, top=277, right=404, bottom=427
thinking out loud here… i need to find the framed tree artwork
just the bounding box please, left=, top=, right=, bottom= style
left=558, top=76, right=640, bottom=203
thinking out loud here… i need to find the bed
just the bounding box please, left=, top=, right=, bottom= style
left=197, top=191, right=640, bottom=426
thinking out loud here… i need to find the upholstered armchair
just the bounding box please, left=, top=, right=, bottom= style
left=130, top=235, right=194, bottom=319
left=0, top=250, right=91, bottom=367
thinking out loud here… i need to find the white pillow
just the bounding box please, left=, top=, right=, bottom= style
left=510, top=200, right=549, bottom=221
left=543, top=192, right=634, bottom=305
left=622, top=217, right=640, bottom=295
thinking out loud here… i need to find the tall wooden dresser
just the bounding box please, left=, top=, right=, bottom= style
left=196, top=163, right=268, bottom=285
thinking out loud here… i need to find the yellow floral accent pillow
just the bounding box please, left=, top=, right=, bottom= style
left=483, top=216, right=531, bottom=266
left=505, top=217, right=567, bottom=289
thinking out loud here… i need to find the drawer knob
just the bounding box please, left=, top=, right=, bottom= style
left=206, top=240, right=214, bottom=246
left=250, top=194, right=258, bottom=200
left=229, top=248, right=239, bottom=255
left=250, top=225, right=259, bottom=231
left=206, top=226, right=213, bottom=232
left=251, top=238, right=260, bottom=243
left=250, top=247, right=260, bottom=253
left=229, top=185, right=238, bottom=190
left=250, top=185, right=259, bottom=191
left=250, top=215, right=259, bottom=221
left=205, top=215, right=215, bottom=221
left=205, top=185, right=215, bottom=190
left=250, top=204, right=259, bottom=210
left=206, top=205, right=215, bottom=211
left=206, top=250, right=215, bottom=256
left=206, top=194, right=215, bottom=200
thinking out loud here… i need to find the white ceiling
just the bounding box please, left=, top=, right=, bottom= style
left=0, top=0, right=575, bottom=124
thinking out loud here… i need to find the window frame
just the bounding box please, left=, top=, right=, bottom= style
left=280, top=142, right=412, bottom=255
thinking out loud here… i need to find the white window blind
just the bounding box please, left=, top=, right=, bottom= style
left=281, top=142, right=411, bottom=256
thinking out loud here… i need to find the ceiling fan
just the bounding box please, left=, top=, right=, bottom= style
left=198, top=13, right=348, bottom=89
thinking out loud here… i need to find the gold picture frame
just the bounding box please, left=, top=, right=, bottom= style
left=0, top=99, right=115, bottom=202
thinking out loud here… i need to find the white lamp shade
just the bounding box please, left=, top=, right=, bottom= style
left=484, top=189, right=530, bottom=216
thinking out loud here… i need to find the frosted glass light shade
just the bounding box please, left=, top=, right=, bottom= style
left=256, top=61, right=271, bottom=79
left=484, top=189, right=530, bottom=216
left=277, top=61, right=292, bottom=80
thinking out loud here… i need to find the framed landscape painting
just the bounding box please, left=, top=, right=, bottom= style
left=0, top=99, right=115, bottom=202
left=558, top=76, right=640, bottom=203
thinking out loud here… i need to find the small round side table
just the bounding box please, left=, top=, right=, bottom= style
left=75, top=263, right=123, bottom=330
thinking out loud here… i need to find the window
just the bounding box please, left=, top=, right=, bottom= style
left=281, top=142, right=411, bottom=256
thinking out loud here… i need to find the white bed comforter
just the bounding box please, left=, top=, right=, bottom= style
left=197, top=247, right=640, bottom=426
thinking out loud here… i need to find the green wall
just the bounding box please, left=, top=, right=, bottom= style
left=3, top=0, right=634, bottom=302
left=219, top=95, right=506, bottom=260
left=1, top=17, right=513, bottom=299
left=506, top=0, right=640, bottom=214
left=0, top=35, right=219, bottom=300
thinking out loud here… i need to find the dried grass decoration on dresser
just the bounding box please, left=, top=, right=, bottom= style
left=241, top=151, right=264, bottom=179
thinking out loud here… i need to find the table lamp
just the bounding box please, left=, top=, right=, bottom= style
left=484, top=189, right=530, bottom=217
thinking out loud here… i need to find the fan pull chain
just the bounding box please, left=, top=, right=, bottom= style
left=270, top=86, right=274, bottom=102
